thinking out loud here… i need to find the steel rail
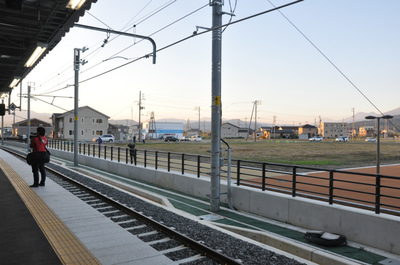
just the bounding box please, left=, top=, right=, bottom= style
left=2, top=148, right=241, bottom=265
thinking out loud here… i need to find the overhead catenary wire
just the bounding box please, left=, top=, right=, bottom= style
left=79, top=1, right=304, bottom=85
left=266, top=0, right=399, bottom=131
left=105, top=2, right=209, bottom=63
left=32, top=1, right=202, bottom=97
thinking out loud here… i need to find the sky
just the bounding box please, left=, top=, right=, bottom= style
left=11, top=0, right=400, bottom=127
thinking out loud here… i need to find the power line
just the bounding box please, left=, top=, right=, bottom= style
left=30, top=2, right=205, bottom=97
left=266, top=0, right=399, bottom=131
left=80, top=1, right=303, bottom=84
left=105, top=3, right=209, bottom=62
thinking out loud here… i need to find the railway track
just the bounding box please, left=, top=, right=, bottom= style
left=1, top=146, right=308, bottom=265
left=5, top=148, right=240, bottom=265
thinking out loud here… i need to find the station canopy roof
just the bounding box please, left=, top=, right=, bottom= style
left=0, top=0, right=98, bottom=96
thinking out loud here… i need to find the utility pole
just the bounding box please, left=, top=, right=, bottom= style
left=254, top=102, right=257, bottom=142
left=352, top=107, right=355, bottom=141
left=195, top=106, right=200, bottom=135
left=210, top=0, right=223, bottom=212
left=27, top=82, right=34, bottom=152
left=138, top=91, right=145, bottom=142
left=254, top=100, right=261, bottom=142
left=73, top=47, right=88, bottom=166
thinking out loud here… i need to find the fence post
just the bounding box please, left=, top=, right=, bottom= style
left=329, top=170, right=334, bottom=204
left=237, top=160, right=241, bottom=186
left=83, top=143, right=86, bottom=155
left=197, top=156, right=200, bottom=178
left=110, top=147, right=113, bottom=161
left=126, top=148, right=128, bottom=164
left=144, top=150, right=147, bottom=167
left=292, top=166, right=297, bottom=197
left=262, top=163, right=266, bottom=191
left=168, top=152, right=171, bottom=172
left=155, top=151, right=158, bottom=169
left=118, top=147, right=120, bottom=162
left=181, top=154, right=184, bottom=174
left=134, top=149, right=137, bottom=165
left=375, top=174, right=381, bottom=214
left=104, top=146, right=107, bottom=160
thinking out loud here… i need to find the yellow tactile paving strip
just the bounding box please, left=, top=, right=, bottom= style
left=0, top=158, right=101, bottom=265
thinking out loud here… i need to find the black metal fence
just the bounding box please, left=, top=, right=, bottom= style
left=48, top=140, right=400, bottom=216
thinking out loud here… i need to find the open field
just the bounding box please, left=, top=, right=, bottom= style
left=116, top=139, right=400, bottom=169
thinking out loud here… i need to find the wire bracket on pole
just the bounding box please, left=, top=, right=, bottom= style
left=74, top=24, right=157, bottom=64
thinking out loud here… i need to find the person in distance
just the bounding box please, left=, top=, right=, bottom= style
left=29, top=127, right=48, bottom=187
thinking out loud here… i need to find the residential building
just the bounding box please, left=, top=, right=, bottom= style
left=238, top=127, right=252, bottom=138
left=13, top=118, right=52, bottom=138
left=320, top=122, right=348, bottom=139
left=269, top=126, right=295, bottom=139
left=109, top=124, right=130, bottom=141
left=51, top=106, right=109, bottom=141
left=298, top=124, right=317, bottom=138
left=359, top=126, right=375, bottom=137
left=221, top=123, right=239, bottom=138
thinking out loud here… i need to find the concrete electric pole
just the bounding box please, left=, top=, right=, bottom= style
left=210, top=0, right=223, bottom=212
left=73, top=47, right=88, bottom=166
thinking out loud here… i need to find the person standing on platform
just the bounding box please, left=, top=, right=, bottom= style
left=128, top=137, right=136, bottom=164
left=29, top=127, right=47, bottom=187
left=98, top=136, right=103, bottom=150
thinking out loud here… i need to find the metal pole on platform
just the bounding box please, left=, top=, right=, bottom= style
left=210, top=0, right=223, bottom=212
left=73, top=48, right=80, bottom=166
left=27, top=84, right=31, bottom=152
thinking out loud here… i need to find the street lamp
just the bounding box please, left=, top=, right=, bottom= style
left=365, top=115, right=393, bottom=174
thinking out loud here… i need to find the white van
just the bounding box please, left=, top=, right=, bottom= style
left=190, top=135, right=202, bottom=142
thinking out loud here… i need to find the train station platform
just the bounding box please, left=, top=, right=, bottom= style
left=1, top=145, right=400, bottom=265
left=0, top=149, right=175, bottom=265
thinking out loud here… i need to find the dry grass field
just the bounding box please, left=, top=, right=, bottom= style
left=126, top=139, right=400, bottom=169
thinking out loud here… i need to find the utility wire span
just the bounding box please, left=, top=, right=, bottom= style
left=30, top=1, right=303, bottom=113
left=33, top=1, right=203, bottom=96
left=105, top=3, right=209, bottom=63
left=29, top=96, right=69, bottom=111
left=79, top=0, right=303, bottom=84
left=266, top=0, right=399, bottom=132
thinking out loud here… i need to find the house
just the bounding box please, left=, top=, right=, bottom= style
left=269, top=126, right=295, bottom=139
left=51, top=106, right=109, bottom=141
left=298, top=124, right=317, bottom=138
left=221, top=123, right=239, bottom=138
left=238, top=127, right=252, bottom=138
left=109, top=124, right=130, bottom=141
left=13, top=118, right=52, bottom=138
left=359, top=126, right=375, bottom=137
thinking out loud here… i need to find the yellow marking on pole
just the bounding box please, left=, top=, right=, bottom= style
left=214, top=96, right=221, bottom=106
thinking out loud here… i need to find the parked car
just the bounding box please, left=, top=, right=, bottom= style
left=164, top=136, right=179, bottom=142
left=365, top=137, right=376, bottom=142
left=180, top=136, right=190, bottom=141
left=93, top=134, right=115, bottom=142
left=335, top=136, right=349, bottom=142
left=309, top=136, right=323, bottom=142
left=190, top=135, right=202, bottom=142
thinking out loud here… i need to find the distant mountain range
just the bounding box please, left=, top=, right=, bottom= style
left=3, top=107, right=400, bottom=131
